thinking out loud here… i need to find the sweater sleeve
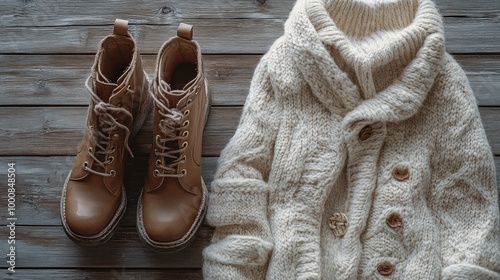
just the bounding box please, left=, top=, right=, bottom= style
left=202, top=56, right=280, bottom=279
left=430, top=66, right=500, bottom=279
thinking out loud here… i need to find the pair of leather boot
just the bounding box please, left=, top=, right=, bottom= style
left=60, top=20, right=210, bottom=252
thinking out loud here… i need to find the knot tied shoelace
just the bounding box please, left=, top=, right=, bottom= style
left=82, top=77, right=134, bottom=177
left=152, top=83, right=197, bottom=178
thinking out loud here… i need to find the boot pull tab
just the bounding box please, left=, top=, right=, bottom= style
left=177, top=23, right=193, bottom=40
left=113, top=19, right=129, bottom=37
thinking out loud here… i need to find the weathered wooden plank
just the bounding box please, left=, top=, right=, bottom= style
left=0, top=107, right=499, bottom=156
left=0, top=225, right=211, bottom=268
left=0, top=156, right=217, bottom=196
left=435, top=0, right=500, bottom=18
left=444, top=17, right=500, bottom=54
left=0, top=156, right=218, bottom=226
left=453, top=55, right=500, bottom=107
left=0, top=0, right=497, bottom=28
left=0, top=0, right=290, bottom=25
left=0, top=18, right=499, bottom=54
left=1, top=155, right=498, bottom=227
left=0, top=54, right=259, bottom=107
left=1, top=54, right=499, bottom=106
left=0, top=107, right=240, bottom=157
left=0, top=19, right=285, bottom=55
left=4, top=269, right=202, bottom=280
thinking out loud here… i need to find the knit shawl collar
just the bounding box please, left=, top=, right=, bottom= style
left=284, top=0, right=445, bottom=126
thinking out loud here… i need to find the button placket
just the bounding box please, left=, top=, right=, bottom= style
left=337, top=121, right=386, bottom=275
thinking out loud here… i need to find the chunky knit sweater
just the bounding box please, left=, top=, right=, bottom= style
left=203, top=0, right=500, bottom=279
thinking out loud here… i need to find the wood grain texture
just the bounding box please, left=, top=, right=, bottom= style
left=0, top=226, right=211, bottom=268
left=0, top=156, right=218, bottom=226
left=0, top=107, right=240, bottom=157
left=0, top=0, right=290, bottom=24
left=434, top=0, right=500, bottom=17
left=0, top=54, right=259, bottom=107
left=1, top=54, right=499, bottom=106
left=0, top=18, right=499, bottom=54
left=454, top=55, right=500, bottom=107
left=0, top=107, right=499, bottom=156
left=0, top=19, right=285, bottom=55
left=0, top=0, right=497, bottom=28
left=2, top=269, right=202, bottom=280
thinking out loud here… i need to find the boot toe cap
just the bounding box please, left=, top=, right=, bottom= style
left=142, top=206, right=192, bottom=242
left=141, top=194, right=201, bottom=243
left=63, top=181, right=122, bottom=237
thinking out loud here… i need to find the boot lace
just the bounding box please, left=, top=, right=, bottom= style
left=82, top=77, right=134, bottom=177
left=152, top=83, right=197, bottom=178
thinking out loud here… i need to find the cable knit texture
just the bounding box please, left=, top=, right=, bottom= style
left=203, top=0, right=500, bottom=279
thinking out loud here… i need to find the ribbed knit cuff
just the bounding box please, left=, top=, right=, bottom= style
left=204, top=178, right=273, bottom=278
left=203, top=235, right=273, bottom=280
left=206, top=178, right=269, bottom=228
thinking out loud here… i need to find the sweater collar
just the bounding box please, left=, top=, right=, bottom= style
left=285, top=0, right=445, bottom=124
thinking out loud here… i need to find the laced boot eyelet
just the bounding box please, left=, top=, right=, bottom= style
left=110, top=170, right=116, bottom=177
left=110, top=146, right=116, bottom=153
left=184, top=110, right=190, bottom=116
left=187, top=99, right=192, bottom=104
left=183, top=120, right=190, bottom=127
left=182, top=155, right=187, bottom=163
left=155, top=134, right=161, bottom=143
left=182, top=142, right=188, bottom=148
left=155, top=159, right=161, bottom=167
left=153, top=169, right=160, bottom=177
left=182, top=131, right=189, bottom=137
left=181, top=169, right=187, bottom=176
left=108, top=156, right=114, bottom=164
left=82, top=161, right=89, bottom=170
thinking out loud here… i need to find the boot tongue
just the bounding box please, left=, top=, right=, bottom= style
left=95, top=59, right=133, bottom=105
left=157, top=80, right=188, bottom=108
left=94, top=78, right=116, bottom=103
left=109, top=67, right=133, bottom=105
left=90, top=70, right=132, bottom=171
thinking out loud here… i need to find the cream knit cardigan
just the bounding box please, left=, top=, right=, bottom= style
left=203, top=0, right=500, bottom=279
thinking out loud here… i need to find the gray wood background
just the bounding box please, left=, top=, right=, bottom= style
left=0, top=0, right=499, bottom=279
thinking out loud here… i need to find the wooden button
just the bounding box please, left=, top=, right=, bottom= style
left=329, top=212, right=348, bottom=237
left=377, top=261, right=394, bottom=276
left=392, top=166, right=409, bottom=181
left=386, top=213, right=403, bottom=228
left=358, top=125, right=373, bottom=141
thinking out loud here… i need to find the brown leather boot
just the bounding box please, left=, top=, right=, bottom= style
left=61, top=19, right=151, bottom=246
left=137, top=23, right=210, bottom=251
